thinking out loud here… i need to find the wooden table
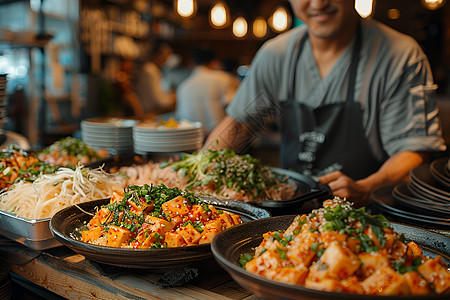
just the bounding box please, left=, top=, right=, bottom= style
left=1, top=237, right=259, bottom=300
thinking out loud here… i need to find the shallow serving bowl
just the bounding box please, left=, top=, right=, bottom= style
left=50, top=197, right=270, bottom=270
left=211, top=215, right=450, bottom=300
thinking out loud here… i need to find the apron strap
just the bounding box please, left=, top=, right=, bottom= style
left=346, top=22, right=362, bottom=103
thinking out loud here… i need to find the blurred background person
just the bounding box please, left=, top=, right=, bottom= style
left=134, top=41, right=176, bottom=118
left=175, top=47, right=239, bottom=136
left=160, top=50, right=192, bottom=94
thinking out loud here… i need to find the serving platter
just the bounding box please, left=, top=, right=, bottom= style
left=211, top=214, right=450, bottom=300
left=50, top=197, right=270, bottom=270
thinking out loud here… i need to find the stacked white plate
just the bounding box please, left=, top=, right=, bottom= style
left=133, top=120, right=204, bottom=154
left=81, top=117, right=137, bottom=155
left=0, top=74, right=7, bottom=129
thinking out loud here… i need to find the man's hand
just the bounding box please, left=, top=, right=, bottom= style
left=318, top=151, right=427, bottom=207
left=318, top=171, right=371, bottom=206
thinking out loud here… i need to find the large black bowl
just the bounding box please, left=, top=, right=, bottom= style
left=50, top=197, right=270, bottom=270
left=211, top=215, right=450, bottom=300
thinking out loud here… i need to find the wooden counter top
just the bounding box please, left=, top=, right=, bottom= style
left=1, top=237, right=259, bottom=300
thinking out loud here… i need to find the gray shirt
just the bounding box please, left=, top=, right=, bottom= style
left=227, top=19, right=446, bottom=161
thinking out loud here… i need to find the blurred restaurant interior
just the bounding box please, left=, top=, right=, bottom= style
left=0, top=0, right=449, bottom=152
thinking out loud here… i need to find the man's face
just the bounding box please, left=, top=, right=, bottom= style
left=288, top=0, right=357, bottom=39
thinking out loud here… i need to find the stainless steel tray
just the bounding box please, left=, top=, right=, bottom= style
left=0, top=209, right=61, bottom=250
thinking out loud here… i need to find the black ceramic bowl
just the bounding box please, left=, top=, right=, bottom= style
left=211, top=215, right=450, bottom=300
left=50, top=197, right=270, bottom=270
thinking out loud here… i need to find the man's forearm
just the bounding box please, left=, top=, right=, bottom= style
left=204, top=116, right=253, bottom=153
left=356, top=151, right=427, bottom=192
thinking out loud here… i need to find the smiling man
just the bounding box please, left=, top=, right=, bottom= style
left=205, top=0, right=446, bottom=205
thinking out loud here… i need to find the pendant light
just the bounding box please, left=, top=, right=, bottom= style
left=253, top=17, right=267, bottom=38
left=269, top=6, right=290, bottom=33
left=233, top=17, right=248, bottom=38
left=422, top=0, right=446, bottom=10
left=175, top=0, right=196, bottom=18
left=210, top=1, right=230, bottom=28
left=355, top=0, right=374, bottom=18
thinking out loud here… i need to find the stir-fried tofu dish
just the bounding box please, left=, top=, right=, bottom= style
left=81, top=184, right=243, bottom=248
left=239, top=198, right=450, bottom=295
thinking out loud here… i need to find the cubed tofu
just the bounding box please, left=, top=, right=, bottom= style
left=321, top=231, right=347, bottom=246
left=407, top=241, right=423, bottom=258
left=364, top=225, right=383, bottom=248
left=177, top=223, right=202, bottom=245
left=383, top=228, right=395, bottom=250
left=245, top=249, right=282, bottom=276
left=199, top=228, right=219, bottom=244
left=317, top=241, right=360, bottom=279
left=417, top=256, right=450, bottom=294
left=81, top=226, right=103, bottom=243
left=144, top=215, right=175, bottom=236
left=258, top=236, right=285, bottom=252
left=219, top=213, right=235, bottom=229
left=284, top=215, right=306, bottom=236
left=305, top=261, right=327, bottom=283
left=128, top=197, right=154, bottom=214
left=305, top=278, right=343, bottom=293
left=165, top=232, right=187, bottom=247
left=109, top=191, right=124, bottom=204
left=271, top=266, right=308, bottom=285
left=340, top=276, right=364, bottom=294
left=170, top=215, right=184, bottom=227
left=346, top=237, right=361, bottom=254
left=106, top=225, right=132, bottom=247
left=361, top=267, right=410, bottom=295
left=161, top=196, right=191, bottom=218
left=286, top=230, right=320, bottom=267
left=358, top=250, right=390, bottom=278
left=140, top=232, right=163, bottom=248
left=203, top=218, right=225, bottom=232
left=189, top=204, right=210, bottom=223
left=231, top=214, right=243, bottom=225
left=403, top=271, right=431, bottom=295
left=89, top=207, right=112, bottom=227
left=391, top=240, right=408, bottom=260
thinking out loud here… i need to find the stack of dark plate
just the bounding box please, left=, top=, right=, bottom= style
left=371, top=157, right=450, bottom=230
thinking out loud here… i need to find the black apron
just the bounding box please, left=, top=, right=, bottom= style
left=280, top=24, right=384, bottom=180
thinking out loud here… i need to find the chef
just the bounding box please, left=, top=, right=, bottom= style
left=205, top=0, right=446, bottom=204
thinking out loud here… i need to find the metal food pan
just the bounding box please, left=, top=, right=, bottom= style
left=0, top=210, right=61, bottom=250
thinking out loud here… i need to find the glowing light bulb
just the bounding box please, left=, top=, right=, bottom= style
left=210, top=2, right=228, bottom=28
left=355, top=0, right=374, bottom=18
left=233, top=17, right=248, bottom=38
left=422, top=0, right=446, bottom=10
left=176, top=0, right=195, bottom=18
left=271, top=7, right=289, bottom=32
left=253, top=17, right=267, bottom=38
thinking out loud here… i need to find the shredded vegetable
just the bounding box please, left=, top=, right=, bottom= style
left=0, top=165, right=124, bottom=219
left=158, top=148, right=294, bottom=201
